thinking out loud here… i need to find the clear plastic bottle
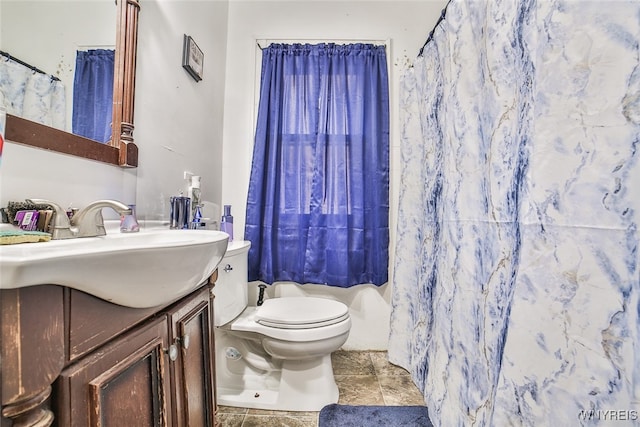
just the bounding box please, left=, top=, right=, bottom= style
left=120, top=204, right=140, bottom=233
left=190, top=176, right=201, bottom=219
left=220, top=205, right=233, bottom=241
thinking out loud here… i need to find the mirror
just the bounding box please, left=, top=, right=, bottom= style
left=1, top=0, right=140, bottom=167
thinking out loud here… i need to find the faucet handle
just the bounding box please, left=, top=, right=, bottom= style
left=26, top=198, right=64, bottom=215
left=25, top=198, right=75, bottom=239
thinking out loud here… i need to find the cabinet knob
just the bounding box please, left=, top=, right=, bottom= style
left=166, top=344, right=178, bottom=361
left=181, top=335, right=190, bottom=350
left=223, top=264, right=233, bottom=273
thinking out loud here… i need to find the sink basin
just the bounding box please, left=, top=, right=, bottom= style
left=0, top=227, right=229, bottom=308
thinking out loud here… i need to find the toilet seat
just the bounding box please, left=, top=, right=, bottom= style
left=255, top=297, right=349, bottom=329
left=226, top=297, right=351, bottom=342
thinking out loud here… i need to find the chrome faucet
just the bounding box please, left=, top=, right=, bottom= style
left=25, top=199, right=131, bottom=239
left=71, top=200, right=131, bottom=237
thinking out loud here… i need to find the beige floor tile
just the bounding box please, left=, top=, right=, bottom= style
left=369, top=351, right=411, bottom=376
left=331, top=350, right=376, bottom=375
left=335, top=374, right=385, bottom=405
left=246, top=408, right=317, bottom=417
left=378, top=375, right=426, bottom=406
left=240, top=414, right=318, bottom=427
left=218, top=405, right=248, bottom=414
left=217, top=412, right=245, bottom=427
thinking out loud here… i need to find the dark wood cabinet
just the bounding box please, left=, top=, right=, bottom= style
left=167, top=287, right=216, bottom=427
left=1, top=275, right=219, bottom=427
left=55, top=317, right=173, bottom=427
left=0, top=285, right=65, bottom=427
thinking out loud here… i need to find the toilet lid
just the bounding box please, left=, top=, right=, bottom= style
left=255, top=297, right=349, bottom=329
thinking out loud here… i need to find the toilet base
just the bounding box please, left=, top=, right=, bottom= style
left=217, top=354, right=339, bottom=411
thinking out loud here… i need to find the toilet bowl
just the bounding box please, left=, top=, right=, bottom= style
left=213, top=240, right=351, bottom=411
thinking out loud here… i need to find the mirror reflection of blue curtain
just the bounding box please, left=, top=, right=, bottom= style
left=72, top=49, right=114, bottom=143
left=245, top=43, right=390, bottom=288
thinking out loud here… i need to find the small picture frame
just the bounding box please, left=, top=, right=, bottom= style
left=182, top=34, right=204, bottom=82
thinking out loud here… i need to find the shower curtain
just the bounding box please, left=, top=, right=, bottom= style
left=389, top=1, right=640, bottom=426
left=0, top=55, right=65, bottom=130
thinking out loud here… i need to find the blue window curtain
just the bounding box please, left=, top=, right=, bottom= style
left=72, top=49, right=114, bottom=143
left=245, top=43, right=390, bottom=288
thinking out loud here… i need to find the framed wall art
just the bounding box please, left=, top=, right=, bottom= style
left=182, top=34, right=204, bottom=82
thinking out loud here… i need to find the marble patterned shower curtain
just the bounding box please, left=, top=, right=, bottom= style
left=0, top=56, right=66, bottom=130
left=389, top=0, right=640, bottom=425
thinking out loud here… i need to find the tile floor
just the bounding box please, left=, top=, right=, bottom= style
left=217, top=350, right=426, bottom=427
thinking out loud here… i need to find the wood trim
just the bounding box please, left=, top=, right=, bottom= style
left=6, top=114, right=120, bottom=165
left=113, top=0, right=140, bottom=167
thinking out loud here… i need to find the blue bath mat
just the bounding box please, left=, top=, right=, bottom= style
left=319, top=404, right=433, bottom=427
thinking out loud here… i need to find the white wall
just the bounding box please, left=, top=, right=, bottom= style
left=134, top=0, right=229, bottom=221
left=221, top=0, right=448, bottom=349
left=0, top=143, right=136, bottom=212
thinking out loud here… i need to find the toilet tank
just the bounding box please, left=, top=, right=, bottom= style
left=213, top=240, right=251, bottom=326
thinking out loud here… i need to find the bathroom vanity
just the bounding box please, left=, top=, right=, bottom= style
left=0, top=271, right=220, bottom=427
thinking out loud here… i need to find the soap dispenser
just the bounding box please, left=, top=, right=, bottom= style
left=220, top=205, right=233, bottom=241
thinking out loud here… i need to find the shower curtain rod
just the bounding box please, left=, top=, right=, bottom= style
left=418, top=0, right=452, bottom=57
left=0, top=50, right=60, bottom=81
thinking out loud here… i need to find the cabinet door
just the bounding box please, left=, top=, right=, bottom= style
left=56, top=317, right=173, bottom=427
left=167, top=287, right=215, bottom=427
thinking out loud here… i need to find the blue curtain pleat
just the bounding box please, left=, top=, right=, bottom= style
left=72, top=49, right=114, bottom=143
left=245, top=43, right=390, bottom=287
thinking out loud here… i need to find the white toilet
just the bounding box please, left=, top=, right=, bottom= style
left=213, top=240, right=351, bottom=411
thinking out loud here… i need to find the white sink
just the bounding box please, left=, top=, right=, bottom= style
left=0, top=227, right=229, bottom=308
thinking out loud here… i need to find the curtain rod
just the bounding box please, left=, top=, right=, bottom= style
left=0, top=50, right=60, bottom=81
left=418, top=0, right=452, bottom=57
left=76, top=44, right=116, bottom=50
left=257, top=39, right=388, bottom=50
